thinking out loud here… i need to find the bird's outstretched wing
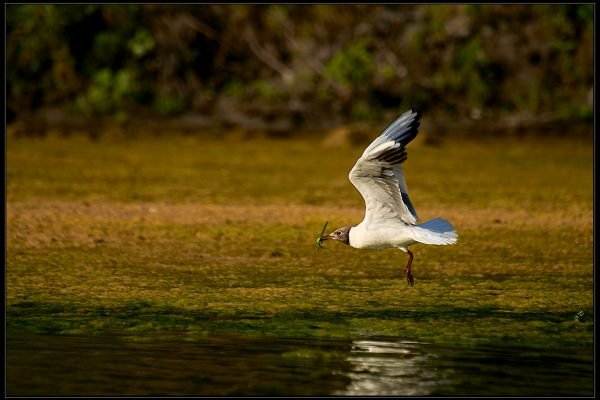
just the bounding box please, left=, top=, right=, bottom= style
left=349, top=109, right=421, bottom=226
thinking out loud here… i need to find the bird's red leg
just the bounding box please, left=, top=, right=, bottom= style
left=404, top=250, right=415, bottom=287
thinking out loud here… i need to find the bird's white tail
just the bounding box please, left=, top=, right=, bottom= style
left=410, top=217, right=458, bottom=245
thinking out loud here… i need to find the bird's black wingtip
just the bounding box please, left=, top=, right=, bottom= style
left=410, top=109, right=423, bottom=121
left=403, top=109, right=422, bottom=144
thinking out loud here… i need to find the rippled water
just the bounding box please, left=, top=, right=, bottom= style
left=7, top=333, right=593, bottom=396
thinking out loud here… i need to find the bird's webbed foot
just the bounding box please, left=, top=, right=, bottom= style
left=404, top=249, right=415, bottom=287
left=405, top=269, right=415, bottom=287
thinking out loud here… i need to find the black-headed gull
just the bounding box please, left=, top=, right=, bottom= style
left=320, top=110, right=458, bottom=286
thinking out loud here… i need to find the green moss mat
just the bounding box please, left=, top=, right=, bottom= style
left=7, top=134, right=593, bottom=348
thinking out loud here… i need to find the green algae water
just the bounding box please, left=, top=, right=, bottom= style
left=7, top=136, right=592, bottom=396
left=7, top=333, right=593, bottom=396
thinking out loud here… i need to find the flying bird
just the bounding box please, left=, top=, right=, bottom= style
left=319, top=110, right=457, bottom=286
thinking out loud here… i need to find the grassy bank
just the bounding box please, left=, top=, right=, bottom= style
left=6, top=133, right=593, bottom=348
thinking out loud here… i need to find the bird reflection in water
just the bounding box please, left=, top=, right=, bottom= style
left=334, top=340, right=446, bottom=396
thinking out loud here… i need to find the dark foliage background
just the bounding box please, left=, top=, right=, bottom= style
left=6, top=4, right=593, bottom=136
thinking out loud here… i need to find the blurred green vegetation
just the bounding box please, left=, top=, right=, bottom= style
left=6, top=4, right=593, bottom=131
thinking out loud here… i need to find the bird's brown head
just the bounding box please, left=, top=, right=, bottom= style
left=321, top=226, right=351, bottom=245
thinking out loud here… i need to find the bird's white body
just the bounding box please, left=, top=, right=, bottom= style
left=349, top=217, right=457, bottom=252
left=349, top=222, right=417, bottom=250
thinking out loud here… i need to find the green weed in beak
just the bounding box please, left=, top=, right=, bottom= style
left=316, top=221, right=328, bottom=251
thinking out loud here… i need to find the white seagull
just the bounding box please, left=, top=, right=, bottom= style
left=319, top=110, right=458, bottom=286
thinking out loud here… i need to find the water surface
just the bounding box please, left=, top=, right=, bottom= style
left=7, top=332, right=593, bottom=396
